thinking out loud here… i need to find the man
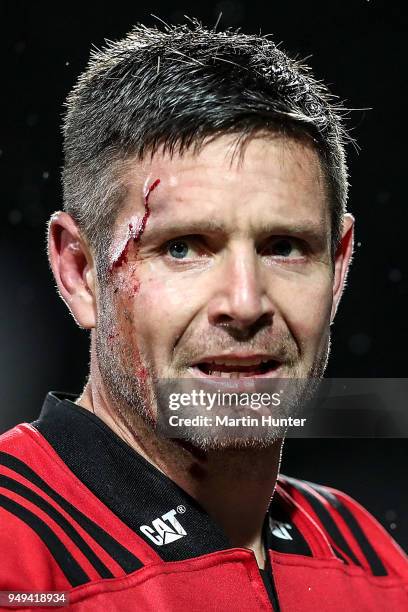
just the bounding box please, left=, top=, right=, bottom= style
left=0, top=22, right=406, bottom=611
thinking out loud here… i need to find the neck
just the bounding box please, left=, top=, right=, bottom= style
left=78, top=375, right=283, bottom=568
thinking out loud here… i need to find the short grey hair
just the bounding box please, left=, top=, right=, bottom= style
left=62, top=21, right=352, bottom=281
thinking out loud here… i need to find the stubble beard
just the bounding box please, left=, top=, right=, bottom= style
left=95, top=295, right=331, bottom=451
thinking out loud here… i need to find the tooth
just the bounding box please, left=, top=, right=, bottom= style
left=211, top=359, right=263, bottom=366
left=221, top=371, right=231, bottom=378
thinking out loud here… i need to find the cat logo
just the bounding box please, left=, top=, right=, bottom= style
left=269, top=518, right=293, bottom=540
left=140, top=507, right=187, bottom=546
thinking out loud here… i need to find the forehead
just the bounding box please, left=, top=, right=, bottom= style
left=119, top=134, right=329, bottom=235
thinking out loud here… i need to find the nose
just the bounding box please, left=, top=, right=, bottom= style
left=207, top=244, right=274, bottom=333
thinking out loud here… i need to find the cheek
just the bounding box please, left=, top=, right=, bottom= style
left=106, top=297, right=150, bottom=380
left=136, top=275, right=199, bottom=331
left=127, top=271, right=205, bottom=368
left=274, top=275, right=333, bottom=344
left=135, top=258, right=205, bottom=314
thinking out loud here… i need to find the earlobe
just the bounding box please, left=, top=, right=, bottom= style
left=48, top=212, right=97, bottom=329
left=331, top=213, right=355, bottom=322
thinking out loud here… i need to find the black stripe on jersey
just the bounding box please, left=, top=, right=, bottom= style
left=283, top=477, right=363, bottom=567
left=0, top=452, right=143, bottom=574
left=0, top=474, right=113, bottom=579
left=306, top=482, right=388, bottom=577
left=0, top=493, right=89, bottom=587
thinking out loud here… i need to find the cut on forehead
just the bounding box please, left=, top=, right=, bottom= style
left=94, top=129, right=338, bottom=283
left=112, top=132, right=329, bottom=251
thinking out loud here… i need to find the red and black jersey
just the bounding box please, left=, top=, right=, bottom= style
left=0, top=392, right=407, bottom=611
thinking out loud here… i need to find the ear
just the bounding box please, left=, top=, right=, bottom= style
left=331, top=213, right=355, bottom=323
left=48, top=211, right=97, bottom=329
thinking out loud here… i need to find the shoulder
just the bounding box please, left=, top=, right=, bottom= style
left=277, top=473, right=408, bottom=579
left=0, top=423, right=76, bottom=589
left=0, top=422, right=147, bottom=591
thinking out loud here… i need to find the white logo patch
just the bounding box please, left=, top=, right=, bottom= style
left=140, top=507, right=187, bottom=546
left=269, top=518, right=293, bottom=540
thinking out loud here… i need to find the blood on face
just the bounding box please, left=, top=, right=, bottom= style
left=109, top=178, right=160, bottom=272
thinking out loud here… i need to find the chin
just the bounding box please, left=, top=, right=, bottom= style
left=176, top=432, right=284, bottom=452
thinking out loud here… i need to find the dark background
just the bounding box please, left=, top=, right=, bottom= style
left=1, top=1, right=407, bottom=551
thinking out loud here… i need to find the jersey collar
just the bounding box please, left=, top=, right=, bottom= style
left=34, top=392, right=311, bottom=561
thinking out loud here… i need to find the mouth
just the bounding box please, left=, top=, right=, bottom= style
left=188, top=356, right=282, bottom=379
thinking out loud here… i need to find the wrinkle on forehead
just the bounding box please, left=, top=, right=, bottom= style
left=114, top=134, right=328, bottom=247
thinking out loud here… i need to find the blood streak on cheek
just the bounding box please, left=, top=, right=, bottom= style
left=135, top=364, right=148, bottom=381
left=107, top=331, right=119, bottom=348
left=110, top=178, right=161, bottom=383
left=109, top=178, right=161, bottom=273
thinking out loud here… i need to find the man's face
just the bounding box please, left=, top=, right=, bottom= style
left=96, top=134, right=338, bottom=438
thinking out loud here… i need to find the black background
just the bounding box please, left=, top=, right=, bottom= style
left=1, top=1, right=407, bottom=551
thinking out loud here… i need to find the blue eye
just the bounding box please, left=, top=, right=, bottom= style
left=263, top=238, right=303, bottom=258
left=168, top=241, right=189, bottom=259
left=273, top=239, right=293, bottom=257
